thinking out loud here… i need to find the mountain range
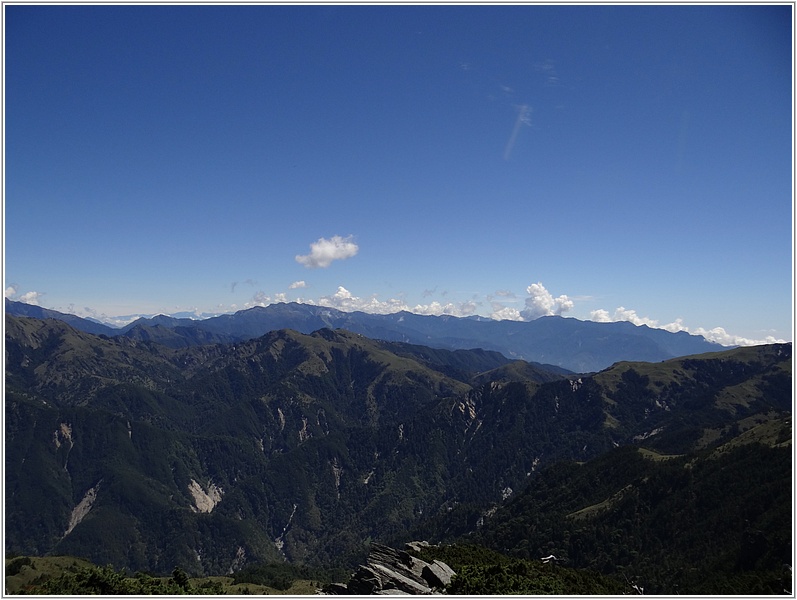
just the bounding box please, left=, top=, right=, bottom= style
left=5, top=311, right=791, bottom=593
left=5, top=299, right=724, bottom=372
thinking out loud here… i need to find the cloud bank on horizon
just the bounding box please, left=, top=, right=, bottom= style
left=6, top=279, right=784, bottom=348
left=4, top=234, right=786, bottom=348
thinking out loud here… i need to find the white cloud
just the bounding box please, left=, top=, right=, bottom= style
left=660, top=318, right=688, bottom=334
left=590, top=306, right=785, bottom=347
left=490, top=304, right=524, bottom=321
left=591, top=306, right=690, bottom=333
left=246, top=291, right=272, bottom=308
left=693, top=326, right=786, bottom=347
left=296, top=235, right=359, bottom=269
left=591, top=306, right=659, bottom=328
left=520, top=282, right=573, bottom=320
left=309, top=286, right=478, bottom=317
left=316, top=286, right=361, bottom=311
left=316, top=286, right=405, bottom=315
left=488, top=283, right=571, bottom=321
left=412, top=300, right=478, bottom=317
left=289, top=280, right=307, bottom=289
left=5, top=287, right=44, bottom=305
left=488, top=290, right=523, bottom=320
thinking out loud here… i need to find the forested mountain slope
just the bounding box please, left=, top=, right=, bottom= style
left=466, top=417, right=792, bottom=594
left=5, top=314, right=790, bottom=582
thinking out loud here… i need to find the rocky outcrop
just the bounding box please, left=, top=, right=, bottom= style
left=188, top=479, right=223, bottom=513
left=326, top=542, right=455, bottom=595
left=64, top=482, right=100, bottom=537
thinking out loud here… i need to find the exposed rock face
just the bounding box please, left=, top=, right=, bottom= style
left=64, top=482, right=100, bottom=537
left=422, top=561, right=456, bottom=589
left=188, top=479, right=223, bottom=513
left=327, top=542, right=455, bottom=595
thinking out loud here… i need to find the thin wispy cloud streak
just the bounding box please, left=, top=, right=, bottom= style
left=503, top=104, right=531, bottom=160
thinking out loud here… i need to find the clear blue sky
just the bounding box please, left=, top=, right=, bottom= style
left=5, top=4, right=793, bottom=345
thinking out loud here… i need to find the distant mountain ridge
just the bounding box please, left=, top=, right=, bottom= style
left=5, top=299, right=725, bottom=372
left=4, top=299, right=117, bottom=336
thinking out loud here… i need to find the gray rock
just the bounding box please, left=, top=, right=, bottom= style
left=348, top=565, right=383, bottom=594
left=370, top=563, right=432, bottom=595
left=370, top=544, right=429, bottom=587
left=422, top=561, right=456, bottom=589
left=336, top=542, right=456, bottom=595
left=405, top=541, right=431, bottom=553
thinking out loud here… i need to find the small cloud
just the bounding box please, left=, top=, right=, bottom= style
left=489, top=289, right=522, bottom=320
left=590, top=308, right=612, bottom=322
left=490, top=283, right=572, bottom=321
left=490, top=304, right=524, bottom=321
left=289, top=280, right=307, bottom=289
left=317, top=286, right=376, bottom=312
left=247, top=291, right=271, bottom=308
left=19, top=291, right=43, bottom=305
left=5, top=287, right=44, bottom=305
left=520, top=282, right=573, bottom=320
left=296, top=235, right=359, bottom=269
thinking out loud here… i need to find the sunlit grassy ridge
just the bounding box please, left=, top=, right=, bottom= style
left=4, top=556, right=327, bottom=595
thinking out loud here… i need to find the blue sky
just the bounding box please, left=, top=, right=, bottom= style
left=5, top=4, right=793, bottom=345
